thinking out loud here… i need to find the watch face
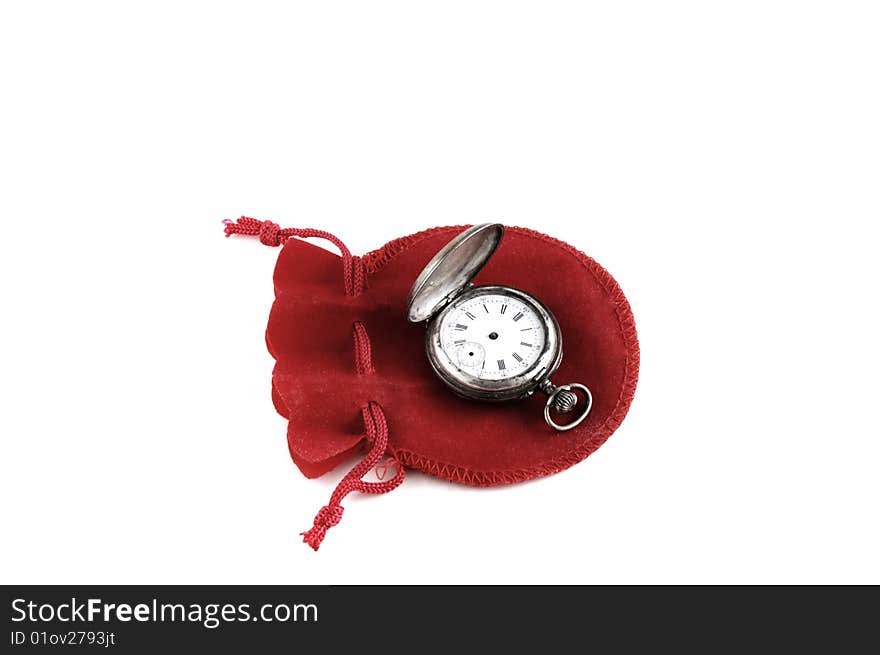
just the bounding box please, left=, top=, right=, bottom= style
left=436, top=288, right=551, bottom=383
left=426, top=285, right=562, bottom=402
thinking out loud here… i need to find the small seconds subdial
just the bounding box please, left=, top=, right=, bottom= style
left=439, top=293, right=546, bottom=381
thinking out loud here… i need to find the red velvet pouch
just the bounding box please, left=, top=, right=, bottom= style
left=225, top=217, right=640, bottom=550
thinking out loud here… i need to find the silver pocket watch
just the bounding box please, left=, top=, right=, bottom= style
left=407, top=224, right=592, bottom=431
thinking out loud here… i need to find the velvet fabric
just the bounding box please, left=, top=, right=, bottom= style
left=266, top=225, right=639, bottom=486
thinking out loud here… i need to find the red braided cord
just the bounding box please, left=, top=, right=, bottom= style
left=301, top=402, right=405, bottom=550
left=352, top=321, right=375, bottom=375
left=223, top=216, right=363, bottom=296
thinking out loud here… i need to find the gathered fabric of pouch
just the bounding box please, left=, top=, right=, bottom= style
left=224, top=217, right=640, bottom=550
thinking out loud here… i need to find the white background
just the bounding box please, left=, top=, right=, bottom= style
left=1, top=1, right=878, bottom=584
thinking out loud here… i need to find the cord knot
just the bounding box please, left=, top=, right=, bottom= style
left=315, top=504, right=345, bottom=527
left=258, top=220, right=283, bottom=247
left=222, top=216, right=286, bottom=246
left=301, top=504, right=345, bottom=551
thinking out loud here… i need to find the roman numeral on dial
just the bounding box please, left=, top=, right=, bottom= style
left=454, top=339, right=465, bottom=345
left=512, top=352, right=523, bottom=362
left=520, top=342, right=533, bottom=348
left=454, top=324, right=468, bottom=331
left=501, top=304, right=508, bottom=314
left=464, top=311, right=476, bottom=320
left=512, top=312, right=524, bottom=321
left=497, top=359, right=506, bottom=370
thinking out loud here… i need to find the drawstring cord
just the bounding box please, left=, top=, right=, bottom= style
left=223, top=216, right=364, bottom=296
left=301, top=402, right=405, bottom=550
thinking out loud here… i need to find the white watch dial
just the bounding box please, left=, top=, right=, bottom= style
left=439, top=293, right=547, bottom=380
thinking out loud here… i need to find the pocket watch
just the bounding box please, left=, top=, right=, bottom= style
left=407, top=223, right=592, bottom=431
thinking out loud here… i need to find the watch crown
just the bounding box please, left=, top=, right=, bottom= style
left=553, top=389, right=578, bottom=414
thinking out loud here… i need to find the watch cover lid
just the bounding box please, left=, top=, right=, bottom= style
left=406, top=223, right=503, bottom=323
